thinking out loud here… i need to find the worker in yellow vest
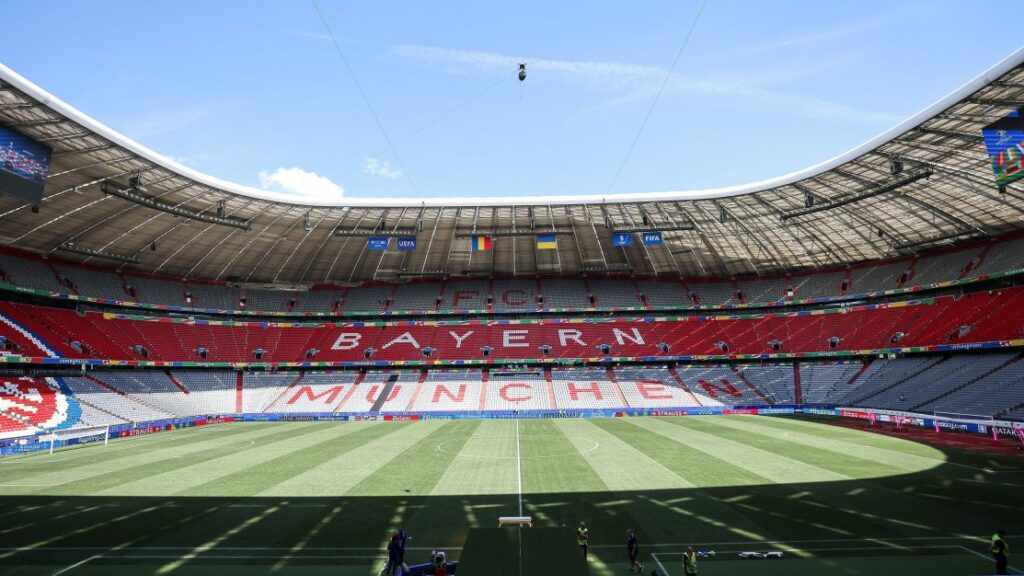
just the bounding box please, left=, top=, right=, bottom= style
left=683, top=545, right=698, bottom=575
left=992, top=530, right=1009, bottom=575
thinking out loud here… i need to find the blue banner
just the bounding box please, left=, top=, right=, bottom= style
left=641, top=231, right=663, bottom=246
left=612, top=233, right=633, bottom=247
left=982, top=108, right=1024, bottom=186
left=367, top=237, right=389, bottom=251
left=397, top=237, right=417, bottom=251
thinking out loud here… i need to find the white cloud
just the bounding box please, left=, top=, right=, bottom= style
left=258, top=167, right=344, bottom=200
left=363, top=157, right=402, bottom=179
left=390, top=44, right=902, bottom=125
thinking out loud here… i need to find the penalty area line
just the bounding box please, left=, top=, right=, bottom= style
left=651, top=552, right=670, bottom=575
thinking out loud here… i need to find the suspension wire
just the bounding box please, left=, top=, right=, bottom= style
left=398, top=73, right=511, bottom=147
left=312, top=0, right=420, bottom=195
left=606, top=0, right=711, bottom=194
left=334, top=73, right=512, bottom=182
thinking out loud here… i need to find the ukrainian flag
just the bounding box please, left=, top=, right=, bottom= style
left=536, top=234, right=557, bottom=250
left=471, top=235, right=492, bottom=251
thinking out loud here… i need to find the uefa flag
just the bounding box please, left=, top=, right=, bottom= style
left=536, top=234, right=557, bottom=250
left=471, top=235, right=492, bottom=251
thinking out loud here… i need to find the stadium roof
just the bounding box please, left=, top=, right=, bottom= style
left=1, top=47, right=1024, bottom=285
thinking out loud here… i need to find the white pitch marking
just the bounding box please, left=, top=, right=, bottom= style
left=52, top=553, right=100, bottom=576
left=515, top=420, right=523, bottom=518
left=652, top=552, right=670, bottom=575
left=957, top=545, right=1020, bottom=573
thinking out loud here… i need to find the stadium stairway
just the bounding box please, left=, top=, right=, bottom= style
left=404, top=371, right=429, bottom=412
left=165, top=370, right=190, bottom=394
left=0, top=308, right=58, bottom=357
left=263, top=373, right=305, bottom=412
left=849, top=357, right=946, bottom=406
left=604, top=368, right=631, bottom=407
left=910, top=353, right=1021, bottom=412
left=478, top=370, right=489, bottom=411
left=334, top=374, right=363, bottom=412
left=235, top=372, right=243, bottom=413
left=731, top=367, right=774, bottom=404
left=544, top=370, right=557, bottom=409
left=668, top=366, right=703, bottom=406
left=846, top=359, right=873, bottom=388
left=793, top=362, right=803, bottom=404
left=368, top=374, right=399, bottom=412
left=68, top=391, right=126, bottom=425
left=84, top=374, right=174, bottom=417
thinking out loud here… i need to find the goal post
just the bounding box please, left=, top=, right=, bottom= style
left=49, top=425, right=110, bottom=455
left=932, top=411, right=994, bottom=423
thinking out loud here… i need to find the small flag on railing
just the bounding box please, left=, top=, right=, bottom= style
left=471, top=235, right=492, bottom=251
left=536, top=234, right=557, bottom=250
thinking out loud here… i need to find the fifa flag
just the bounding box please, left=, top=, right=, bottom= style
left=471, top=235, right=492, bottom=251
left=641, top=231, right=663, bottom=246
left=536, top=234, right=557, bottom=250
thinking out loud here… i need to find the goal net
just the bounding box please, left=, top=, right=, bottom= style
left=48, top=425, right=110, bottom=454
left=932, top=411, right=994, bottom=423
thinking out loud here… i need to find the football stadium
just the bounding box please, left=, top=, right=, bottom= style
left=0, top=4, right=1023, bottom=575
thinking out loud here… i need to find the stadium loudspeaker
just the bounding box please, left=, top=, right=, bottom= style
left=889, top=158, right=903, bottom=175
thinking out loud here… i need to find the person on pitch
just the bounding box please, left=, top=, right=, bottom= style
left=382, top=532, right=401, bottom=576
left=627, top=528, right=643, bottom=573
left=992, top=530, right=1010, bottom=575
left=577, top=521, right=589, bottom=559
left=396, top=526, right=411, bottom=573
left=683, top=545, right=699, bottom=575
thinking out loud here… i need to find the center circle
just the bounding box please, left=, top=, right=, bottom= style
left=436, top=434, right=600, bottom=459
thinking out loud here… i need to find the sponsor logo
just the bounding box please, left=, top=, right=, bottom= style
left=383, top=415, right=420, bottom=421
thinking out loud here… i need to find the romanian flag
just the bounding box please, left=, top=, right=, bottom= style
left=471, top=235, right=492, bottom=251
left=536, top=234, right=557, bottom=250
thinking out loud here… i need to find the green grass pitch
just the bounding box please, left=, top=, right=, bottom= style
left=0, top=415, right=1021, bottom=575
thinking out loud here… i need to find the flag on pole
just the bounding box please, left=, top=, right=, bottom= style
left=536, top=234, right=557, bottom=250
left=471, top=235, right=492, bottom=251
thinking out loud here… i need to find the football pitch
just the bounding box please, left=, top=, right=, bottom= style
left=0, top=416, right=1021, bottom=576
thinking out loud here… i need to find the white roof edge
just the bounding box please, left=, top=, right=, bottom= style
left=2, top=45, right=1024, bottom=209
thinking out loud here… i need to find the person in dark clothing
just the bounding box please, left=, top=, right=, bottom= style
left=396, top=527, right=411, bottom=572
left=382, top=533, right=401, bottom=576
left=992, top=530, right=1010, bottom=575
left=627, top=528, right=643, bottom=573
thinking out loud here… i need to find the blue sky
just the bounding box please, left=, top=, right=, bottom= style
left=2, top=1, right=1020, bottom=202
